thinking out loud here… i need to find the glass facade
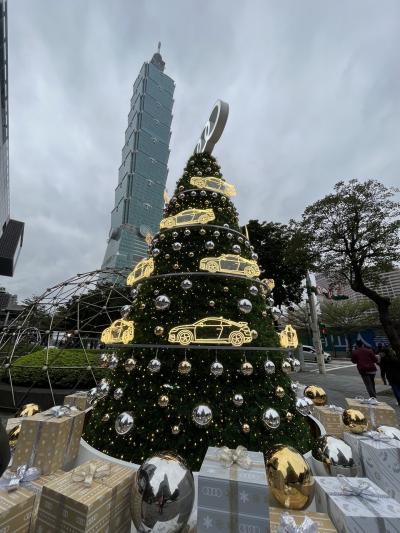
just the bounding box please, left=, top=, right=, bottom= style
left=101, top=50, right=174, bottom=271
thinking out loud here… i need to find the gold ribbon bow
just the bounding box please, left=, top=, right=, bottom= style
left=217, top=445, right=252, bottom=469
left=72, top=462, right=111, bottom=487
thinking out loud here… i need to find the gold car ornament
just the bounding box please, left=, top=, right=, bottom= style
left=101, top=319, right=134, bottom=345
left=279, top=324, right=299, bottom=349
left=160, top=208, right=215, bottom=229
left=190, top=176, right=236, bottom=197
left=168, top=316, right=252, bottom=346
left=199, top=254, right=260, bottom=278
left=261, top=278, right=275, bottom=292
left=127, top=257, right=154, bottom=286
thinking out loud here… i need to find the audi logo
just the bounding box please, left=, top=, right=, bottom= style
left=201, top=486, right=223, bottom=498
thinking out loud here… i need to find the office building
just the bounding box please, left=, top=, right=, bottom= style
left=101, top=45, right=174, bottom=271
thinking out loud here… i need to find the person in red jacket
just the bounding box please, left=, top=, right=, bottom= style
left=351, top=340, right=378, bottom=398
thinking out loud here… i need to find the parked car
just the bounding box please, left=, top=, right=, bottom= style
left=302, top=345, right=332, bottom=363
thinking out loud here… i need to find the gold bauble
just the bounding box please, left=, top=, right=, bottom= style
left=8, top=423, right=21, bottom=449
left=242, top=423, right=250, bottom=434
left=304, top=385, right=327, bottom=406
left=102, top=413, right=110, bottom=422
left=15, top=403, right=40, bottom=418
left=275, top=385, right=285, bottom=398
left=223, top=287, right=229, bottom=292
left=140, top=302, right=146, bottom=309
left=266, top=444, right=315, bottom=510
left=173, top=264, right=179, bottom=270
left=158, top=395, right=169, bottom=407
left=262, top=310, right=268, bottom=317
left=250, top=329, right=258, bottom=340
left=342, top=409, right=368, bottom=434
left=178, top=360, right=192, bottom=375
left=172, top=425, right=180, bottom=435
left=241, top=361, right=253, bottom=376
left=281, top=361, right=292, bottom=374
left=154, top=326, right=164, bottom=336
left=286, top=411, right=294, bottom=422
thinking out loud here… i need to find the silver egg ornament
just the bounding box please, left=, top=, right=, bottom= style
left=312, top=435, right=358, bottom=476
left=264, top=359, right=276, bottom=374
left=262, top=408, right=280, bottom=429
left=155, top=295, right=171, bottom=310
left=238, top=299, right=252, bottom=314
left=192, top=404, right=213, bottom=427
left=115, top=411, right=134, bottom=435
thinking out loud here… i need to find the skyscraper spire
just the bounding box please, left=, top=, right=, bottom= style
left=157, top=41, right=161, bottom=53
left=150, top=41, right=165, bottom=72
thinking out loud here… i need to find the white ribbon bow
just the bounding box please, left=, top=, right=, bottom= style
left=355, top=396, right=379, bottom=405
left=44, top=405, right=79, bottom=418
left=217, top=446, right=252, bottom=469
left=0, top=465, right=41, bottom=492
left=276, top=512, right=318, bottom=533
left=327, top=404, right=344, bottom=413
left=71, top=462, right=111, bottom=487
left=338, top=475, right=379, bottom=502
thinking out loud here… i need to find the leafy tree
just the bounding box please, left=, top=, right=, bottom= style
left=245, top=220, right=316, bottom=307
left=301, top=179, right=400, bottom=356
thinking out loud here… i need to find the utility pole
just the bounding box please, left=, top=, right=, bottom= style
left=306, top=272, right=326, bottom=374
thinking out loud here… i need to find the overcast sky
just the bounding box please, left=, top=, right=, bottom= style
left=4, top=0, right=400, bottom=300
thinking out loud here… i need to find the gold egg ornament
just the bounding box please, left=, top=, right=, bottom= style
left=304, top=385, right=327, bottom=406
left=342, top=409, right=368, bottom=434
left=266, top=444, right=315, bottom=510
left=15, top=403, right=40, bottom=418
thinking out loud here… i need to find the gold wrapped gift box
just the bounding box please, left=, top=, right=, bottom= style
left=12, top=407, right=85, bottom=475
left=63, top=391, right=90, bottom=411
left=269, top=507, right=337, bottom=532
left=345, top=398, right=398, bottom=429
left=313, top=406, right=345, bottom=437
left=34, top=459, right=135, bottom=533
left=0, top=487, right=35, bottom=533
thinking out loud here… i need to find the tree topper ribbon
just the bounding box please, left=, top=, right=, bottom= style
left=217, top=446, right=252, bottom=469
left=44, top=405, right=79, bottom=418
left=276, top=512, right=318, bottom=533
left=71, top=462, right=111, bottom=487
left=0, top=465, right=41, bottom=492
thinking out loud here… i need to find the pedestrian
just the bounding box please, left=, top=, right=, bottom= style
left=351, top=340, right=378, bottom=398
left=376, top=343, right=388, bottom=385
left=379, top=347, right=400, bottom=406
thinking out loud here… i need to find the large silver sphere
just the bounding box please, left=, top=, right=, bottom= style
left=115, top=411, right=134, bottom=435
left=155, top=295, right=171, bottom=311
left=180, top=279, right=193, bottom=291
left=312, top=435, right=358, bottom=476
left=148, top=358, right=162, bottom=373
left=192, top=404, right=213, bottom=427
left=131, top=452, right=195, bottom=533
left=262, top=408, right=280, bottom=429
left=264, top=359, right=276, bottom=375
left=238, top=299, right=252, bottom=314
left=378, top=426, right=400, bottom=441
left=210, top=361, right=224, bottom=376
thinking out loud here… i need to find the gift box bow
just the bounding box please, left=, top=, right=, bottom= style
left=217, top=445, right=252, bottom=469
left=72, top=462, right=111, bottom=487
left=44, top=405, right=80, bottom=418
left=355, top=396, right=379, bottom=406
left=0, top=464, right=41, bottom=492
left=326, top=404, right=344, bottom=413
left=328, top=475, right=391, bottom=503
left=276, top=512, right=318, bottom=533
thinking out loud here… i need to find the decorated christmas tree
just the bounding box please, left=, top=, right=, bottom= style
left=84, top=152, right=313, bottom=470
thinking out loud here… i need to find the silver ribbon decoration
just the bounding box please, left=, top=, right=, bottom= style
left=44, top=405, right=79, bottom=418
left=326, top=404, right=344, bottom=413
left=354, top=396, right=379, bottom=427
left=71, top=461, right=111, bottom=487
left=328, top=475, right=389, bottom=502
left=217, top=445, right=252, bottom=469
left=0, top=465, right=41, bottom=492
left=276, top=512, right=318, bottom=533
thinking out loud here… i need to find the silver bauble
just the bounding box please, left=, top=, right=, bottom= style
left=223, top=223, right=229, bottom=228
left=291, top=358, right=301, bottom=372
left=211, top=192, right=218, bottom=198
left=262, top=408, right=280, bottom=429
left=115, top=411, right=134, bottom=435
left=120, top=305, right=131, bottom=318
left=199, top=228, right=206, bottom=235
left=312, top=435, right=358, bottom=476
left=131, top=452, right=195, bottom=533
left=227, top=232, right=233, bottom=239
left=159, top=233, right=166, bottom=240
left=188, top=251, right=194, bottom=257
left=184, top=229, right=191, bottom=236
left=377, top=426, right=400, bottom=441
left=131, top=288, right=138, bottom=298
left=232, top=244, right=241, bottom=254
left=172, top=231, right=179, bottom=238
left=238, top=236, right=244, bottom=243
left=178, top=193, right=185, bottom=200
left=97, top=380, right=110, bottom=399
left=251, top=252, right=258, bottom=260
left=233, top=393, right=244, bottom=407
left=249, top=285, right=258, bottom=296
left=181, top=279, right=193, bottom=290
left=172, top=242, right=182, bottom=251
left=155, top=295, right=171, bottom=310
left=205, top=240, right=215, bottom=250
left=296, top=397, right=312, bottom=416
left=213, top=230, right=220, bottom=238
left=192, top=404, right=213, bottom=427
left=148, top=358, right=162, bottom=373
left=200, top=190, right=207, bottom=196
left=124, top=357, right=136, bottom=373
left=99, top=353, right=109, bottom=368
left=282, top=360, right=292, bottom=374
left=87, top=387, right=98, bottom=404
left=191, top=190, right=196, bottom=197
left=238, top=298, right=252, bottom=313
left=210, top=361, right=224, bottom=376
left=108, top=354, right=119, bottom=369
left=152, top=248, right=161, bottom=257
left=114, top=387, right=124, bottom=400
left=264, top=359, right=276, bottom=375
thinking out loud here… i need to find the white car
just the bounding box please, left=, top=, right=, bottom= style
left=302, top=345, right=332, bottom=363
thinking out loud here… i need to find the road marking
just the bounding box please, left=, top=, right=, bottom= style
left=309, top=363, right=356, bottom=373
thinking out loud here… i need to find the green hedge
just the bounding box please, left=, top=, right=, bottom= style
left=0, top=348, right=109, bottom=388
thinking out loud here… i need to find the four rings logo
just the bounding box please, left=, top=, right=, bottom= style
left=239, top=526, right=261, bottom=533
left=194, top=100, right=229, bottom=154
left=201, top=486, right=223, bottom=498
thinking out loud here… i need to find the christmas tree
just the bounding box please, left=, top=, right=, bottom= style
left=84, top=152, right=313, bottom=470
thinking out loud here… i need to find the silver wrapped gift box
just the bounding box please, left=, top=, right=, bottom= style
left=197, top=446, right=269, bottom=533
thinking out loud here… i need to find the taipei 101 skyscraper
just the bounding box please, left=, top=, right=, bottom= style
left=101, top=44, right=174, bottom=271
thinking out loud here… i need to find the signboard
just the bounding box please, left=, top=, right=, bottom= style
left=194, top=100, right=229, bottom=154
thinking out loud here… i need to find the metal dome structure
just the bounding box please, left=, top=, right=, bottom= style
left=0, top=268, right=132, bottom=408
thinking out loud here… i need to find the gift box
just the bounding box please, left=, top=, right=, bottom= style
left=197, top=446, right=269, bottom=533
left=34, top=459, right=134, bottom=532
left=64, top=391, right=90, bottom=411
left=314, top=475, right=400, bottom=533
left=313, top=405, right=345, bottom=438
left=345, top=398, right=398, bottom=428
left=6, top=417, right=21, bottom=434
left=0, top=486, right=35, bottom=533
left=269, top=508, right=337, bottom=532
left=343, top=431, right=400, bottom=503
left=12, top=406, right=85, bottom=475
